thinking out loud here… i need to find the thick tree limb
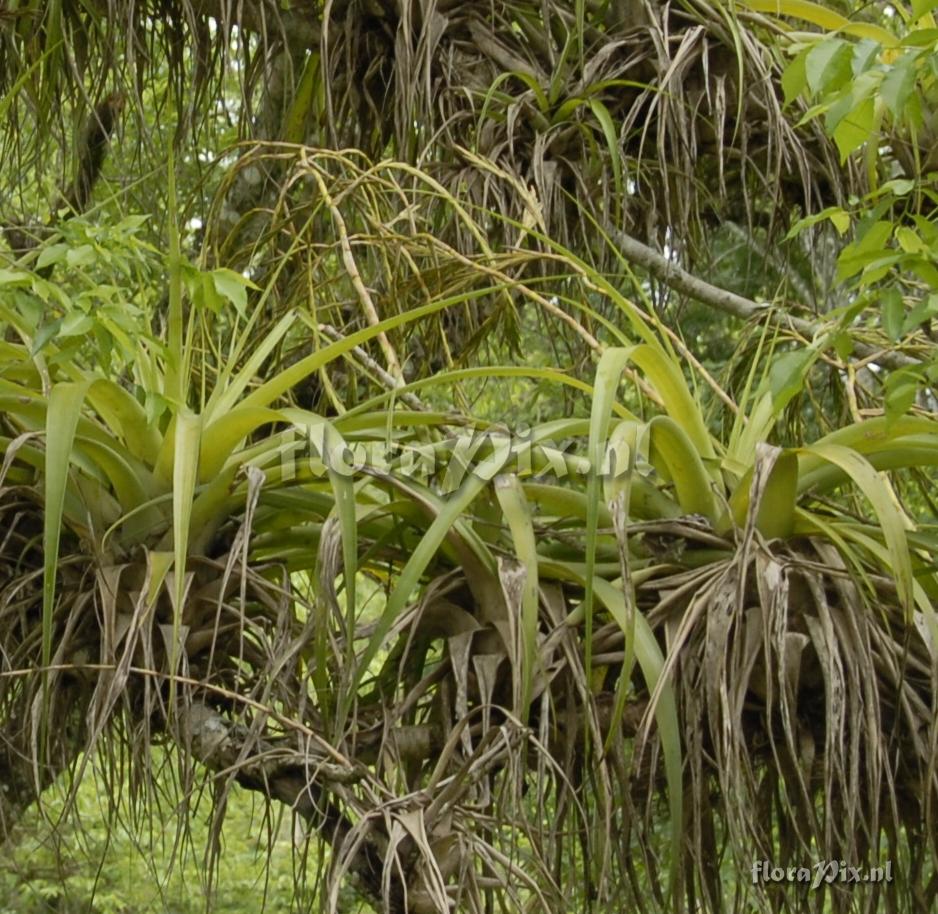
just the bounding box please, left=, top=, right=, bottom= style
left=179, top=702, right=405, bottom=913
left=0, top=687, right=88, bottom=845
left=613, top=229, right=922, bottom=371
left=0, top=724, right=75, bottom=842
left=184, top=1, right=321, bottom=46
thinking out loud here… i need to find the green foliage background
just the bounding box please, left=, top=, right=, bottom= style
left=2, top=1, right=938, bottom=912
left=1, top=767, right=304, bottom=914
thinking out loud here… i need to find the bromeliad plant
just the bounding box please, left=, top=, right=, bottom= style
left=2, top=151, right=937, bottom=913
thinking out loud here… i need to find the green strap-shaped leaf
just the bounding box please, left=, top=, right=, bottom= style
left=85, top=379, right=162, bottom=464
left=631, top=344, right=717, bottom=461
left=647, top=416, right=718, bottom=521
left=281, top=51, right=320, bottom=145
left=585, top=349, right=635, bottom=682
left=742, top=0, right=897, bottom=45
left=240, top=289, right=499, bottom=412
left=348, top=365, right=636, bottom=421
left=43, top=380, right=93, bottom=671
left=205, top=311, right=296, bottom=420
left=495, top=473, right=540, bottom=721
left=798, top=416, right=938, bottom=487
left=170, top=410, right=202, bottom=709
left=726, top=448, right=798, bottom=539
left=807, top=443, right=914, bottom=614
left=73, top=436, right=159, bottom=543
left=592, top=576, right=683, bottom=906
left=589, top=98, right=624, bottom=205
left=347, top=448, right=509, bottom=722
left=321, top=423, right=359, bottom=731
left=800, top=438, right=938, bottom=493
left=199, top=406, right=285, bottom=481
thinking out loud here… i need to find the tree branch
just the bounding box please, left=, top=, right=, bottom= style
left=612, top=229, right=922, bottom=371
left=179, top=702, right=405, bottom=913
left=189, top=0, right=321, bottom=46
